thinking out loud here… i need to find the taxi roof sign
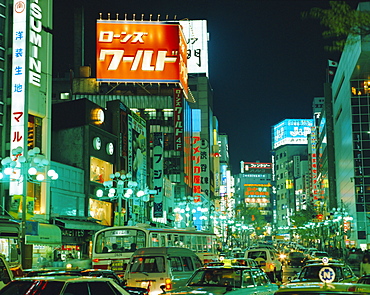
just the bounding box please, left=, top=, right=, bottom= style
left=322, top=257, right=329, bottom=264
left=319, top=266, right=336, bottom=283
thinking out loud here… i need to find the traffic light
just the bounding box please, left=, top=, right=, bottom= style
left=317, top=214, right=323, bottom=221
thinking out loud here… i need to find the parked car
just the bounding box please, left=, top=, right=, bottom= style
left=286, top=252, right=305, bottom=267
left=0, top=276, right=130, bottom=295
left=167, top=265, right=278, bottom=295
left=245, top=248, right=282, bottom=282
left=286, top=262, right=358, bottom=284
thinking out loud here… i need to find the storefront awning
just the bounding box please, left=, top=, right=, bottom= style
left=54, top=218, right=106, bottom=231
left=26, top=223, right=62, bottom=246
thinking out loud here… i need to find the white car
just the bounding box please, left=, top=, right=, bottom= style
left=244, top=248, right=282, bottom=282
left=167, top=265, right=278, bottom=295
left=0, top=276, right=130, bottom=295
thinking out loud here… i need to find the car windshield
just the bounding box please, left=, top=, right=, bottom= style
left=188, top=269, right=242, bottom=287
left=0, top=280, right=64, bottom=295
left=129, top=256, right=165, bottom=273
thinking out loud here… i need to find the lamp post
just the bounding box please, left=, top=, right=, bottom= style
left=0, top=146, right=58, bottom=268
left=96, top=172, right=154, bottom=226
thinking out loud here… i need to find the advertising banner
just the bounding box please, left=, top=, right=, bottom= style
left=273, top=119, right=314, bottom=149
left=153, top=132, right=164, bottom=217
left=179, top=20, right=209, bottom=76
left=128, top=113, right=147, bottom=191
left=174, top=89, right=183, bottom=151
left=243, top=162, right=272, bottom=174
left=200, top=139, right=210, bottom=200
left=96, top=20, right=188, bottom=94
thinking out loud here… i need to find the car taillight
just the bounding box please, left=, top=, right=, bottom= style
left=165, top=278, right=172, bottom=290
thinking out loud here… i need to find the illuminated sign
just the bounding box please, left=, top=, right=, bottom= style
left=243, top=162, right=272, bottom=174
left=174, top=89, right=183, bottom=151
left=11, top=1, right=28, bottom=175
left=153, top=132, right=164, bottom=218
left=244, top=184, right=271, bottom=196
left=193, top=135, right=202, bottom=203
left=11, top=0, right=50, bottom=195
left=96, top=20, right=188, bottom=93
left=272, top=119, right=314, bottom=149
left=179, top=20, right=209, bottom=76
left=311, top=126, right=319, bottom=201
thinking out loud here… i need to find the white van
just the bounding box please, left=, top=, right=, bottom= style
left=244, top=247, right=282, bottom=282
left=124, top=247, right=203, bottom=295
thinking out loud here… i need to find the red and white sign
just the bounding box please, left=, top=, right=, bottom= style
left=96, top=20, right=187, bottom=93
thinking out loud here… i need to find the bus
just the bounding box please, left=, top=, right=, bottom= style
left=92, top=223, right=218, bottom=274
left=0, top=219, right=22, bottom=276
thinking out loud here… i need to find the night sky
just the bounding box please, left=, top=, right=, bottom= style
left=53, top=0, right=358, bottom=174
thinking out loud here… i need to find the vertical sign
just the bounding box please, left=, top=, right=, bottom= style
left=174, top=89, right=183, bottom=151
left=192, top=135, right=202, bottom=203
left=311, top=126, right=318, bottom=201
left=200, top=139, right=210, bottom=201
left=153, top=132, right=164, bottom=217
left=11, top=1, right=28, bottom=195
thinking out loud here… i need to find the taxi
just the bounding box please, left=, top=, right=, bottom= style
left=276, top=260, right=370, bottom=294
left=275, top=282, right=370, bottom=294
left=167, top=265, right=278, bottom=295
left=286, top=257, right=358, bottom=284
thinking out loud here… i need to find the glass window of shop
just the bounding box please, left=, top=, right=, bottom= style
left=90, top=157, right=113, bottom=183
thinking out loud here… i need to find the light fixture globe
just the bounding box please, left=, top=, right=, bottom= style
left=136, top=190, right=145, bottom=197
left=47, top=170, right=56, bottom=178
left=36, top=174, right=45, bottom=181
left=28, top=167, right=37, bottom=175
left=96, top=189, right=104, bottom=198
left=4, top=167, right=12, bottom=175
left=32, top=147, right=40, bottom=154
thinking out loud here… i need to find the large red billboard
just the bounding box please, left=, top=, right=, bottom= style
left=96, top=20, right=187, bottom=93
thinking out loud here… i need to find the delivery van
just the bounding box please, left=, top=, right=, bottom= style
left=124, top=247, right=203, bottom=295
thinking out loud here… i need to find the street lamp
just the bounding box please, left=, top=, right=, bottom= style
left=0, top=146, right=58, bottom=268
left=96, top=172, right=154, bottom=225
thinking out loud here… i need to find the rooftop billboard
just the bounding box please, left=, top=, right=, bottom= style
left=178, top=20, right=209, bottom=76
left=272, top=119, right=314, bottom=149
left=96, top=20, right=187, bottom=93
left=243, top=162, right=272, bottom=174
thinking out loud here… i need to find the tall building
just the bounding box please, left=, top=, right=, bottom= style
left=331, top=1, right=370, bottom=248
left=272, top=119, right=313, bottom=233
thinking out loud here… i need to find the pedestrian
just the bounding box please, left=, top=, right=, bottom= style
left=360, top=254, right=370, bottom=276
